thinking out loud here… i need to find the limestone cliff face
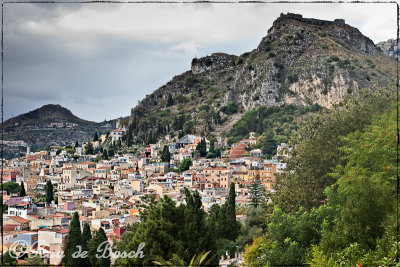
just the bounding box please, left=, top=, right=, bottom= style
left=129, top=13, right=396, bottom=136
left=226, top=13, right=394, bottom=111
left=377, top=38, right=400, bottom=61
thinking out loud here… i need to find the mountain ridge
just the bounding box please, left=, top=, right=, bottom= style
left=126, top=13, right=396, bottom=143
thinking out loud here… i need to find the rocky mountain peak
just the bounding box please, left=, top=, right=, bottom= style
left=128, top=13, right=396, bottom=138
left=264, top=13, right=378, bottom=57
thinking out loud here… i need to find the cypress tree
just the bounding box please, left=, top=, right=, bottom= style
left=218, top=182, right=239, bottom=240
left=196, top=138, right=207, bottom=157
left=75, top=140, right=79, bottom=148
left=65, top=212, right=83, bottom=266
left=161, top=145, right=171, bottom=163
left=45, top=180, right=54, bottom=204
left=209, top=140, right=215, bottom=154
left=93, top=132, right=99, bottom=142
left=20, top=181, right=26, bottom=197
left=102, top=149, right=108, bottom=160
left=183, top=188, right=215, bottom=263
left=88, top=228, right=110, bottom=267
left=82, top=223, right=92, bottom=265
left=226, top=182, right=238, bottom=240
left=85, top=142, right=94, bottom=155
left=126, top=129, right=132, bottom=147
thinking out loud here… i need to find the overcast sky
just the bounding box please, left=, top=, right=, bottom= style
left=3, top=1, right=397, bottom=122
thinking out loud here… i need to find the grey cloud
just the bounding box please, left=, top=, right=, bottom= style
left=2, top=2, right=397, bottom=122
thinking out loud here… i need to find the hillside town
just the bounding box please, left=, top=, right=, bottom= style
left=1, top=120, right=289, bottom=265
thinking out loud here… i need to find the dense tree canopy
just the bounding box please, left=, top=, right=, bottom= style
left=179, top=158, right=192, bottom=173
left=272, top=89, right=394, bottom=212
left=2, top=182, right=20, bottom=195
left=243, top=89, right=397, bottom=266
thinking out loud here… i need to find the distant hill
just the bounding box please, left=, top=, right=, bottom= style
left=4, top=104, right=95, bottom=127
left=126, top=13, right=397, bottom=144
left=2, top=104, right=111, bottom=158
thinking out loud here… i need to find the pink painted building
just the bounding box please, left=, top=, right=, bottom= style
left=63, top=201, right=75, bottom=211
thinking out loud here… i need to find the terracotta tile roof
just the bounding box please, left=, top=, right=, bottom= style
left=40, top=245, right=50, bottom=251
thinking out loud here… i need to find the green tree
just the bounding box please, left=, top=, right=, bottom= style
left=235, top=207, right=264, bottom=251
left=161, top=145, right=171, bottom=163
left=64, top=212, right=84, bottom=266
left=183, top=120, right=195, bottom=134
left=45, top=179, right=54, bottom=204
left=102, top=149, right=108, bottom=159
left=179, top=158, right=192, bottom=173
left=2, top=182, right=20, bottom=195
left=88, top=228, right=110, bottom=267
left=138, top=194, right=158, bottom=222
left=93, top=132, right=99, bottom=142
left=218, top=182, right=239, bottom=241
left=248, top=179, right=264, bottom=208
left=208, top=204, right=220, bottom=237
left=82, top=223, right=92, bottom=265
left=85, top=142, right=94, bottom=155
left=264, top=206, right=328, bottom=265
left=75, top=140, right=79, bottom=148
left=182, top=188, right=216, bottom=263
left=115, top=196, right=185, bottom=266
left=196, top=138, right=207, bottom=157
left=19, top=181, right=26, bottom=197
left=259, top=132, right=277, bottom=158
left=320, top=108, right=396, bottom=255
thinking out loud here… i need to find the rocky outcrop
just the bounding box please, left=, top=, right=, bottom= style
left=377, top=38, right=399, bottom=60
left=191, top=53, right=238, bottom=74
